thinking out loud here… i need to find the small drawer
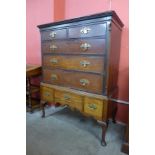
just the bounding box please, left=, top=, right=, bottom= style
left=43, top=55, right=104, bottom=74
left=41, top=86, right=54, bottom=102
left=41, top=29, right=66, bottom=40
left=42, top=41, right=68, bottom=53
left=84, top=97, right=104, bottom=120
left=54, top=90, right=83, bottom=111
left=68, top=39, right=106, bottom=55
left=68, top=23, right=106, bottom=38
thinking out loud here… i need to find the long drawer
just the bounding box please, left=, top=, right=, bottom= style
left=68, top=23, right=106, bottom=38
left=41, top=38, right=106, bottom=55
left=43, top=69, right=103, bottom=94
left=43, top=55, right=104, bottom=73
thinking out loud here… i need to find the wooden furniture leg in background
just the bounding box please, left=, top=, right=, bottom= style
left=40, top=100, right=47, bottom=118
left=112, top=104, right=118, bottom=123
left=121, top=114, right=129, bottom=154
left=26, top=77, right=33, bottom=113
left=26, top=65, right=41, bottom=112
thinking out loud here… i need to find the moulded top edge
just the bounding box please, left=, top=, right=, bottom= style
left=37, top=11, right=124, bottom=29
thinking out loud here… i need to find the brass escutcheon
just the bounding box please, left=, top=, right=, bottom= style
left=51, top=74, right=57, bottom=80
left=64, top=94, right=70, bottom=100
left=50, top=45, right=57, bottom=50
left=80, top=43, right=91, bottom=51
left=80, top=79, right=89, bottom=86
left=50, top=58, right=58, bottom=64
left=88, top=104, right=97, bottom=110
left=49, top=31, right=56, bottom=38
left=44, top=92, right=50, bottom=97
left=80, top=27, right=91, bottom=34
left=80, top=60, right=90, bottom=67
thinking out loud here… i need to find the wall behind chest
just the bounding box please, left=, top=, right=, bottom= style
left=26, top=0, right=54, bottom=64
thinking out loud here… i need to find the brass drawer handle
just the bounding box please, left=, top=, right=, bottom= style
left=80, top=79, right=89, bottom=86
left=51, top=74, right=57, bottom=80
left=80, top=27, right=91, bottom=34
left=49, top=31, right=56, bottom=38
left=80, top=60, right=90, bottom=67
left=80, top=43, right=91, bottom=51
left=50, top=58, right=58, bottom=64
left=64, top=94, right=70, bottom=100
left=88, top=104, right=97, bottom=110
left=44, top=92, right=50, bottom=97
left=50, top=45, right=57, bottom=50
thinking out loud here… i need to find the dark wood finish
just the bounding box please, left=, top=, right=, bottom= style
left=97, top=120, right=108, bottom=146
left=37, top=11, right=123, bottom=28
left=68, top=23, right=106, bottom=38
left=38, top=11, right=124, bottom=146
left=42, top=39, right=106, bottom=55
left=42, top=40, right=68, bottom=53
left=43, top=69, right=103, bottom=94
left=121, top=143, right=129, bottom=154
left=26, top=65, right=41, bottom=112
left=41, top=28, right=67, bottom=41
left=105, top=21, right=122, bottom=96
left=43, top=55, right=104, bottom=73
left=121, top=112, right=129, bottom=154
left=26, top=65, right=41, bottom=77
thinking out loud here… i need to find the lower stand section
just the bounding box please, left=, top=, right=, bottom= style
left=97, top=120, right=108, bottom=146
left=41, top=100, right=109, bottom=147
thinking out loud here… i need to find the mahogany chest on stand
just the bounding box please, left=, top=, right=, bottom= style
left=38, top=11, right=124, bottom=146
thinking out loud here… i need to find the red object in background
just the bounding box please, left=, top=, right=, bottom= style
left=26, top=0, right=129, bottom=124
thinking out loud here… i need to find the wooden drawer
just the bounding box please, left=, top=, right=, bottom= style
left=68, top=23, right=106, bottom=38
left=42, top=40, right=68, bottom=53
left=84, top=97, right=104, bottom=120
left=41, top=29, right=66, bottom=40
left=42, top=39, right=106, bottom=55
left=54, top=90, right=83, bottom=111
left=43, top=55, right=104, bottom=73
left=43, top=69, right=103, bottom=94
left=41, top=86, right=54, bottom=102
left=67, top=39, right=106, bottom=55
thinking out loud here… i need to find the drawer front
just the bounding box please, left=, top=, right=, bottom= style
left=67, top=39, right=106, bottom=55
left=42, top=41, right=68, bottom=53
left=41, top=86, right=54, bottom=102
left=43, top=55, right=104, bottom=73
left=54, top=90, right=83, bottom=111
left=42, top=39, right=106, bottom=55
left=43, top=69, right=103, bottom=94
left=69, top=23, right=106, bottom=38
left=41, top=29, right=66, bottom=40
left=84, top=97, right=103, bottom=120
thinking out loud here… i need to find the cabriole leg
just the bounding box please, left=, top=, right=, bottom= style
left=97, top=120, right=108, bottom=146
